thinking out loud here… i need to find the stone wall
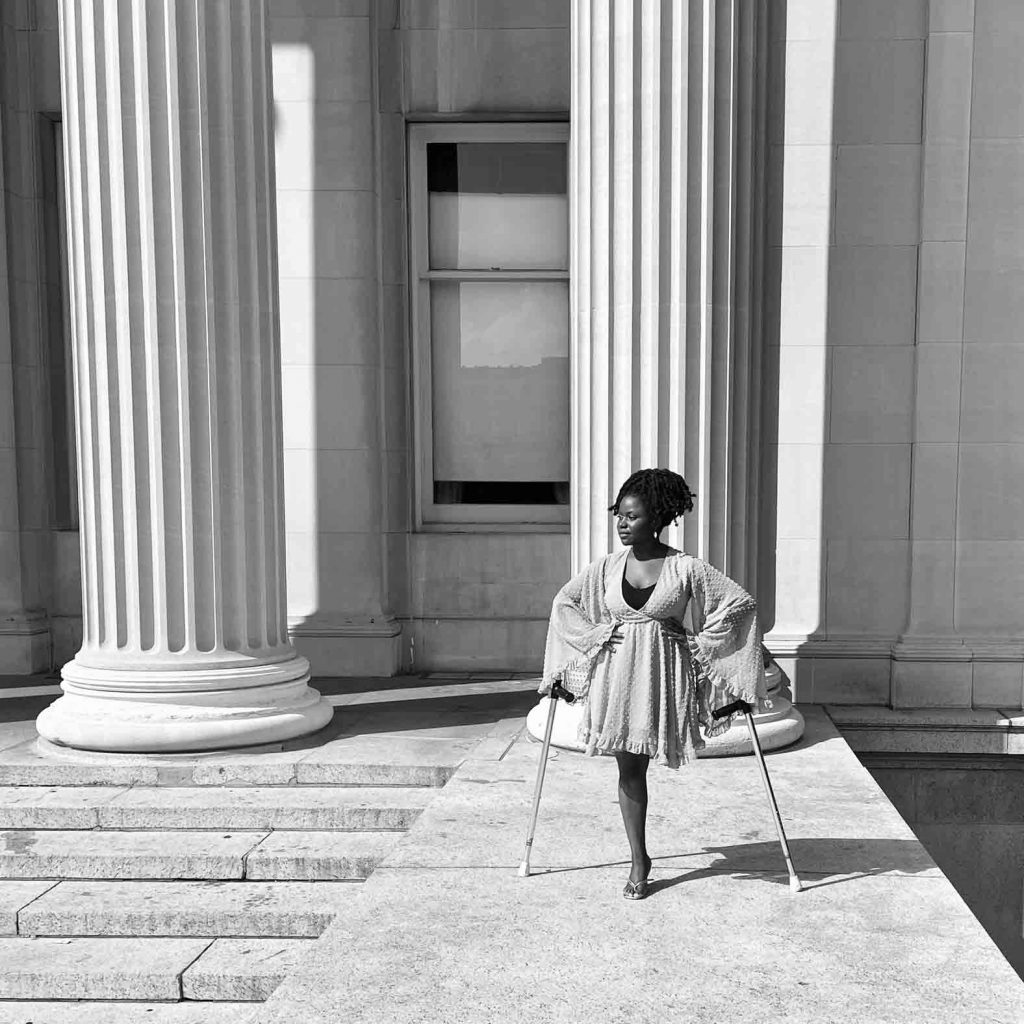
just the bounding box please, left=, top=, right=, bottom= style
left=398, top=0, right=572, bottom=671
left=897, top=0, right=1024, bottom=709
left=766, top=0, right=1024, bottom=709
left=270, top=0, right=406, bottom=674
left=8, top=0, right=1024, bottom=685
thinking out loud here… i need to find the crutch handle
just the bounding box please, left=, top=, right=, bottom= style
left=711, top=697, right=751, bottom=720
left=549, top=679, right=576, bottom=705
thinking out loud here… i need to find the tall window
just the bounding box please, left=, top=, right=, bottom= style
left=408, top=123, right=570, bottom=526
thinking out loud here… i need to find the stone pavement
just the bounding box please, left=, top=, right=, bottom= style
left=254, top=692, right=1024, bottom=1023
left=0, top=675, right=1020, bottom=1022
left=0, top=673, right=535, bottom=1020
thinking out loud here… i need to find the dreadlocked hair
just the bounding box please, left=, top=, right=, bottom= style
left=608, top=468, right=696, bottom=534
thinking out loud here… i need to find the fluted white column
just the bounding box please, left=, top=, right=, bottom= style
left=36, top=0, right=333, bottom=752
left=530, top=0, right=803, bottom=756
left=570, top=0, right=764, bottom=585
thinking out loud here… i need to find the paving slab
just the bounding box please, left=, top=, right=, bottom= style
left=182, top=938, right=317, bottom=1000
left=239, top=704, right=1024, bottom=1024
left=0, top=722, right=48, bottom=755
left=0, top=739, right=295, bottom=787
left=384, top=708, right=936, bottom=876
left=0, top=742, right=162, bottom=786
left=0, top=745, right=461, bottom=790
left=188, top=753, right=317, bottom=787
left=245, top=831, right=402, bottom=880
left=826, top=707, right=1007, bottom=728
left=253, top=866, right=1024, bottom=1024
left=0, top=937, right=212, bottom=1001
left=19, top=880, right=361, bottom=937
left=318, top=677, right=534, bottom=706
left=825, top=706, right=1012, bottom=755
left=293, top=735, right=480, bottom=787
left=0, top=881, right=58, bottom=934
left=0, top=684, right=62, bottom=699
left=96, top=786, right=433, bottom=830
left=335, top=709, right=523, bottom=743
left=0, top=1003, right=255, bottom=1024
left=0, top=830, right=266, bottom=880
left=0, top=787, right=130, bottom=828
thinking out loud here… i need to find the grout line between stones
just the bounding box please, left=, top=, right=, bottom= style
left=14, top=878, right=61, bottom=936
left=177, top=938, right=217, bottom=999
left=241, top=832, right=275, bottom=879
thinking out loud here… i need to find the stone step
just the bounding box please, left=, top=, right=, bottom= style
left=0, top=936, right=213, bottom=1001
left=0, top=830, right=267, bottom=880
left=19, top=880, right=359, bottom=938
left=0, top=880, right=60, bottom=933
left=0, top=785, right=433, bottom=830
left=182, top=937, right=317, bottom=1001
left=0, top=1003, right=255, bottom=1022
left=0, top=742, right=457, bottom=788
left=0, top=1004, right=255, bottom=1023
left=246, top=830, right=402, bottom=880
left=0, top=826, right=402, bottom=882
left=0, top=786, right=130, bottom=829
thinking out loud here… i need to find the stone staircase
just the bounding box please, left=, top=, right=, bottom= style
left=0, top=751, right=448, bottom=1019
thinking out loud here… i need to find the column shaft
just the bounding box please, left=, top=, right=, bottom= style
left=571, top=0, right=764, bottom=586
left=530, top=1, right=803, bottom=754
left=37, top=0, right=332, bottom=751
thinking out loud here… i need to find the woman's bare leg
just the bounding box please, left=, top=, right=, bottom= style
left=615, top=751, right=652, bottom=883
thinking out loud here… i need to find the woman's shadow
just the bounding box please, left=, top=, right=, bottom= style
left=647, top=837, right=937, bottom=894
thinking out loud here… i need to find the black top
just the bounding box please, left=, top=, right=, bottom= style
left=622, top=577, right=656, bottom=611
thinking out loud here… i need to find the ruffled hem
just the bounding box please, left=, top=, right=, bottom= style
left=576, top=725, right=702, bottom=771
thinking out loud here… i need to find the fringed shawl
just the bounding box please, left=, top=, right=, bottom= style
left=540, top=550, right=768, bottom=737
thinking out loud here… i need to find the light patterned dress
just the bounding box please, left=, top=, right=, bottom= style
left=540, top=548, right=767, bottom=770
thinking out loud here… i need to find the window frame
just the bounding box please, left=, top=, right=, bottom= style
left=407, top=121, right=571, bottom=529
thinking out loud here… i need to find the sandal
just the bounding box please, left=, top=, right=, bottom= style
left=622, top=877, right=650, bottom=900
left=623, top=856, right=652, bottom=899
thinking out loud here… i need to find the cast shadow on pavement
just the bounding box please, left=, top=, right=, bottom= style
left=647, top=837, right=937, bottom=894
left=535, top=838, right=936, bottom=894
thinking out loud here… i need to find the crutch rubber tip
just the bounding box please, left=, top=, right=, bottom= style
left=517, top=862, right=531, bottom=877
left=789, top=875, right=802, bottom=893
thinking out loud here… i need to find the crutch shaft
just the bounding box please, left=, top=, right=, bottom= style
left=742, top=709, right=802, bottom=892
left=518, top=688, right=564, bottom=877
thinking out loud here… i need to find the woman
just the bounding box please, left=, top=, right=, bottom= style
left=540, top=468, right=767, bottom=900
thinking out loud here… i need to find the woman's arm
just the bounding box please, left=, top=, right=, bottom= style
left=539, top=558, right=618, bottom=698
left=685, top=557, right=767, bottom=729
left=548, top=563, right=616, bottom=656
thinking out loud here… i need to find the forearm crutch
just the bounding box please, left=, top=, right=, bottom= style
left=712, top=698, right=802, bottom=893
left=518, top=680, right=576, bottom=877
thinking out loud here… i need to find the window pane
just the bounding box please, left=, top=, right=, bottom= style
left=427, top=142, right=568, bottom=271
left=430, top=281, right=569, bottom=503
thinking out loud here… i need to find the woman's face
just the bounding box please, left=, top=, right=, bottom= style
left=615, top=493, right=657, bottom=546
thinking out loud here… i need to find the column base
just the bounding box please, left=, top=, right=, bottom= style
left=36, top=653, right=334, bottom=753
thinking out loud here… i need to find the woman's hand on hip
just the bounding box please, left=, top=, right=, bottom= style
left=604, top=625, right=624, bottom=651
